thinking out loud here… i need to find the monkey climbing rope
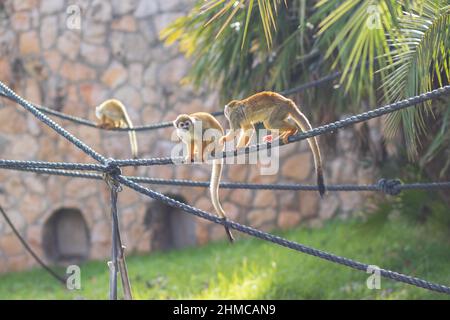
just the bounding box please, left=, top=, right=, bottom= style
left=0, top=80, right=450, bottom=296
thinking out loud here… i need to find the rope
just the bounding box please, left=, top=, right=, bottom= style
left=1, top=165, right=449, bottom=195
left=280, top=71, right=341, bottom=96
left=106, top=171, right=120, bottom=300
left=0, top=159, right=105, bottom=172
left=35, top=103, right=217, bottom=131
left=104, top=165, right=133, bottom=300
left=116, top=175, right=450, bottom=295
left=0, top=205, right=67, bottom=285
left=108, top=85, right=450, bottom=168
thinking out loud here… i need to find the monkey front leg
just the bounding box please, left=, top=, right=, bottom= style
left=220, top=129, right=237, bottom=144
left=236, top=125, right=254, bottom=148
left=279, top=125, right=298, bottom=144
left=184, top=141, right=195, bottom=163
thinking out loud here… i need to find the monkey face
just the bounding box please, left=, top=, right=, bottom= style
left=178, top=120, right=192, bottom=131
left=174, top=115, right=193, bottom=131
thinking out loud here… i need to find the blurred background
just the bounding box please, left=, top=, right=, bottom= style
left=0, top=0, right=448, bottom=299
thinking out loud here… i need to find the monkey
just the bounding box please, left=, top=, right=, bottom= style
left=95, top=99, right=138, bottom=159
left=173, top=112, right=234, bottom=243
left=221, top=91, right=326, bottom=197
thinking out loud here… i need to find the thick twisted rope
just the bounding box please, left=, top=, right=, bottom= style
left=116, top=174, right=450, bottom=295
left=105, top=168, right=121, bottom=300
left=0, top=159, right=105, bottom=171
left=1, top=165, right=449, bottom=195
left=35, top=104, right=224, bottom=131
left=109, top=85, right=450, bottom=167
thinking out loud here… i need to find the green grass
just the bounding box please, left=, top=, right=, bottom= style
left=1, top=216, right=449, bottom=299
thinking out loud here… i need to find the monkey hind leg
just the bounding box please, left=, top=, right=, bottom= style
left=189, top=142, right=195, bottom=163
left=201, top=140, right=212, bottom=162
left=279, top=127, right=298, bottom=144
left=265, top=118, right=298, bottom=144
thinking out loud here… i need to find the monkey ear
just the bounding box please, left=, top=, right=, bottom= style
left=187, top=115, right=195, bottom=122
left=173, top=115, right=182, bottom=124
left=224, top=105, right=230, bottom=118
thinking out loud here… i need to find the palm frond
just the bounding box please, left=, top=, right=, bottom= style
left=314, top=0, right=398, bottom=102
left=200, top=0, right=285, bottom=48
left=381, top=0, right=450, bottom=158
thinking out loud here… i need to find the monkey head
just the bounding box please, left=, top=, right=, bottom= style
left=224, top=100, right=245, bottom=129
left=95, top=99, right=116, bottom=120
left=173, top=114, right=195, bottom=132
left=224, top=100, right=239, bottom=119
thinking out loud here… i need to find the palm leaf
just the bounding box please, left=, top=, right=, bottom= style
left=314, top=0, right=398, bottom=103
left=201, top=0, right=285, bottom=48
left=381, top=1, right=450, bottom=158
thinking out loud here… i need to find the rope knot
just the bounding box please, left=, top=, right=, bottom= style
left=104, top=158, right=121, bottom=176
left=377, top=179, right=401, bottom=196
left=103, top=158, right=122, bottom=192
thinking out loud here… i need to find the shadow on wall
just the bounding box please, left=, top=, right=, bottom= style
left=144, top=194, right=197, bottom=251
left=42, top=208, right=90, bottom=264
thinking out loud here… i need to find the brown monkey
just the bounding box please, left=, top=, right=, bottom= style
left=173, top=112, right=234, bottom=242
left=95, top=99, right=138, bottom=159
left=221, top=91, right=325, bottom=197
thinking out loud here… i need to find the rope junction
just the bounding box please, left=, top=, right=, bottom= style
left=0, top=77, right=449, bottom=297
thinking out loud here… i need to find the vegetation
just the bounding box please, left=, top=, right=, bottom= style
left=161, top=0, right=450, bottom=169
left=1, top=211, right=449, bottom=299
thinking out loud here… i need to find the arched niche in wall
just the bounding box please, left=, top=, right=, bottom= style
left=144, top=194, right=197, bottom=251
left=42, top=207, right=90, bottom=264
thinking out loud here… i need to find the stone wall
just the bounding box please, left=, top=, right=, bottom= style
left=0, top=0, right=381, bottom=273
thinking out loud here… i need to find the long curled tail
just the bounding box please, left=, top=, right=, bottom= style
left=210, top=158, right=234, bottom=243
left=287, top=100, right=326, bottom=197
left=123, top=111, right=138, bottom=159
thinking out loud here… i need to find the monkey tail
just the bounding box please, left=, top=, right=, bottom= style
left=287, top=100, right=326, bottom=197
left=123, top=111, right=138, bottom=159
left=210, top=158, right=234, bottom=243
